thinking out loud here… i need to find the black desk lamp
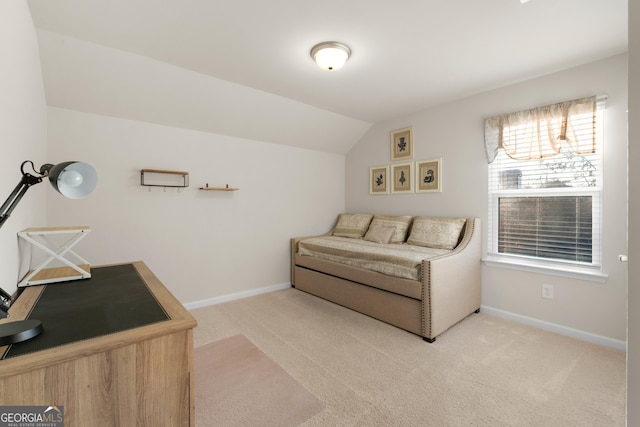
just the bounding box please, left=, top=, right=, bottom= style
left=0, top=160, right=98, bottom=345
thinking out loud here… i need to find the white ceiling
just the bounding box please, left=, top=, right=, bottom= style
left=26, top=0, right=627, bottom=152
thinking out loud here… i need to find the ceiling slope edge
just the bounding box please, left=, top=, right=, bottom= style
left=35, top=29, right=372, bottom=155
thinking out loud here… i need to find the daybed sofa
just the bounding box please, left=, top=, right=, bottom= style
left=290, top=214, right=481, bottom=342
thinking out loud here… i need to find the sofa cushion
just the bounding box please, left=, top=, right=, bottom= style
left=407, top=217, right=466, bottom=249
left=370, top=215, right=413, bottom=243
left=333, top=214, right=373, bottom=239
left=298, top=235, right=449, bottom=281
left=363, top=224, right=396, bottom=244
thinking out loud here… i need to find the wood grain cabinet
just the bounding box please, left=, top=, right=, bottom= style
left=0, top=261, right=197, bottom=426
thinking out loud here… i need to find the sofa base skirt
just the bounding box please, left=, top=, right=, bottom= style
left=294, top=266, right=423, bottom=337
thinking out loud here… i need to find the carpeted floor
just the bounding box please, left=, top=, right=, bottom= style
left=192, top=288, right=626, bottom=426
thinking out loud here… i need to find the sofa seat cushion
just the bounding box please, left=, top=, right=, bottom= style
left=297, top=236, right=450, bottom=281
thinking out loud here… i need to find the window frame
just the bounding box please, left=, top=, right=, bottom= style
left=484, top=97, right=607, bottom=282
left=486, top=186, right=605, bottom=281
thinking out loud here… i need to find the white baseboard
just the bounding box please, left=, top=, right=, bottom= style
left=480, top=305, right=627, bottom=352
left=184, top=282, right=292, bottom=311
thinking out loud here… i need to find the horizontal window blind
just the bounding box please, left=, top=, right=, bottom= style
left=498, top=195, right=594, bottom=263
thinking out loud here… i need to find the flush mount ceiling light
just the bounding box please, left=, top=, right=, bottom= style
left=310, top=42, right=351, bottom=71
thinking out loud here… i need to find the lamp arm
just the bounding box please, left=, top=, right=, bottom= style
left=0, top=167, right=44, bottom=321
left=0, top=287, right=10, bottom=319
left=0, top=160, right=87, bottom=344
left=0, top=172, right=43, bottom=230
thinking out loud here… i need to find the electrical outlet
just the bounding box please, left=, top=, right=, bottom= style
left=542, top=284, right=554, bottom=300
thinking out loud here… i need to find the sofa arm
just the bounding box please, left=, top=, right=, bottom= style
left=290, top=232, right=332, bottom=286
left=422, top=218, right=481, bottom=339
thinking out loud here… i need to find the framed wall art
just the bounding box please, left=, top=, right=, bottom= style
left=369, top=165, right=389, bottom=195
left=415, top=157, right=442, bottom=193
left=391, top=162, right=414, bottom=194
left=390, top=127, right=413, bottom=161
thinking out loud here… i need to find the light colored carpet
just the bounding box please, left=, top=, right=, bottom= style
left=192, top=288, right=626, bottom=426
left=194, top=334, right=324, bottom=426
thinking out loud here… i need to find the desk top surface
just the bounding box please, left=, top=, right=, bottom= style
left=0, top=261, right=196, bottom=373
left=3, top=263, right=169, bottom=359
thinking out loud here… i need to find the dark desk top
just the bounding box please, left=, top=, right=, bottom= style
left=2, top=263, right=170, bottom=359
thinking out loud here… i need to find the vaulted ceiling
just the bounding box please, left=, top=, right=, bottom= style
left=27, top=0, right=628, bottom=153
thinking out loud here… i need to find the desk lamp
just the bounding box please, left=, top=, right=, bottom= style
left=0, top=160, right=98, bottom=345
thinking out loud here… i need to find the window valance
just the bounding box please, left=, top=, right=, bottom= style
left=484, top=96, right=604, bottom=164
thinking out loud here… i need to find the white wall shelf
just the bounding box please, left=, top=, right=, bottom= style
left=199, top=184, right=238, bottom=191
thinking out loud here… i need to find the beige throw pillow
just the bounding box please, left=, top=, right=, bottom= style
left=407, top=217, right=466, bottom=249
left=363, top=224, right=396, bottom=244
left=333, top=214, right=374, bottom=239
left=369, top=215, right=413, bottom=243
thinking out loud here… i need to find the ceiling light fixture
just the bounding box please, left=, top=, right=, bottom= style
left=310, top=42, right=351, bottom=72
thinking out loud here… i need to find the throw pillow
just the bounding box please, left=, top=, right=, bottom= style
left=369, top=215, right=413, bottom=243
left=363, top=224, right=396, bottom=244
left=333, top=214, right=374, bottom=239
left=407, top=217, right=466, bottom=249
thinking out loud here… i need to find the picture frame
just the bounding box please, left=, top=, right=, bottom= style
left=391, top=162, right=414, bottom=194
left=390, top=127, right=414, bottom=161
left=369, top=165, right=389, bottom=195
left=415, top=157, right=442, bottom=193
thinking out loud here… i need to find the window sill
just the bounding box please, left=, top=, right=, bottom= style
left=482, top=255, right=608, bottom=283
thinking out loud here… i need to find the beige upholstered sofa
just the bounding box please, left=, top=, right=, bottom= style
left=290, top=214, right=481, bottom=342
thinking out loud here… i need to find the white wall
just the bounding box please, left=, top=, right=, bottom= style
left=46, top=108, right=344, bottom=304
left=627, top=0, right=638, bottom=423
left=346, top=54, right=628, bottom=345
left=0, top=2, right=47, bottom=297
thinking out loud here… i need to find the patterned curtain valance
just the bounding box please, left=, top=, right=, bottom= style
left=483, top=95, right=603, bottom=164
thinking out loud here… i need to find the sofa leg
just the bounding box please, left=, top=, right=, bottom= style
left=423, top=336, right=436, bottom=343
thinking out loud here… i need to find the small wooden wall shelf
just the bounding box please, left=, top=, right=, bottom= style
left=140, top=169, right=189, bottom=188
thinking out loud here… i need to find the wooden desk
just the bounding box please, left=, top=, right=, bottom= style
left=0, top=261, right=197, bottom=426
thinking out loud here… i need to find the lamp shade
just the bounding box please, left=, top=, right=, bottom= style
left=47, top=161, right=98, bottom=199
left=310, top=42, right=351, bottom=71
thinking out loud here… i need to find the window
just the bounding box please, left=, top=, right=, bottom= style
left=485, top=96, right=605, bottom=275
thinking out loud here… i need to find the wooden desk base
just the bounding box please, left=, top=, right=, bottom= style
left=0, top=261, right=197, bottom=426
